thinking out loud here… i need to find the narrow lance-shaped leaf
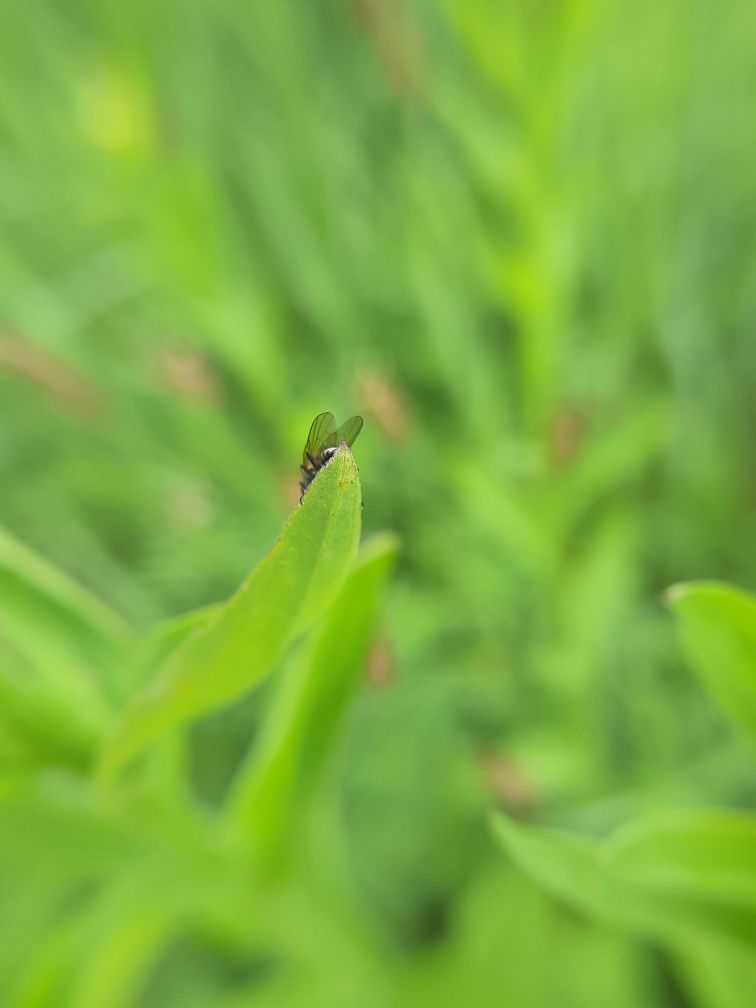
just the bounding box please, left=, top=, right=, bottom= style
left=0, top=666, right=102, bottom=772
left=492, top=809, right=756, bottom=954
left=603, top=808, right=756, bottom=907
left=228, top=532, right=398, bottom=876
left=665, top=581, right=756, bottom=738
left=0, top=523, right=133, bottom=710
left=100, top=447, right=362, bottom=780
left=0, top=524, right=133, bottom=650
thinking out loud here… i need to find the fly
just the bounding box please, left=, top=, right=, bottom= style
left=299, top=411, right=363, bottom=501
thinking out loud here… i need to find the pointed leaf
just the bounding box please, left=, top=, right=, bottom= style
left=100, top=447, right=361, bottom=779
left=493, top=811, right=756, bottom=954
left=666, top=581, right=756, bottom=737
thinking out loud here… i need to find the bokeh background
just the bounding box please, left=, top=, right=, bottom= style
left=1, top=1, right=755, bottom=1005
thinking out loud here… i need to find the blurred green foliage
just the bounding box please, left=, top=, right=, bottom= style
left=1, top=0, right=755, bottom=1005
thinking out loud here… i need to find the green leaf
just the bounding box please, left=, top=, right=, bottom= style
left=603, top=808, right=756, bottom=907
left=0, top=525, right=132, bottom=653
left=63, top=883, right=177, bottom=1008
left=0, top=775, right=254, bottom=939
left=131, top=602, right=221, bottom=690
left=0, top=664, right=103, bottom=772
left=0, top=523, right=132, bottom=709
left=229, top=533, right=398, bottom=876
left=492, top=815, right=614, bottom=923
left=665, top=581, right=756, bottom=737
left=493, top=810, right=756, bottom=954
left=100, top=447, right=362, bottom=780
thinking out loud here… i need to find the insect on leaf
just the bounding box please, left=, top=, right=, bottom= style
left=99, top=448, right=362, bottom=782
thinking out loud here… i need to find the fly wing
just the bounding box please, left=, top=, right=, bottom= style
left=303, top=412, right=337, bottom=464
left=334, top=415, right=364, bottom=448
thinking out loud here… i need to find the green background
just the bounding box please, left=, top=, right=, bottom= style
left=1, top=1, right=755, bottom=1005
